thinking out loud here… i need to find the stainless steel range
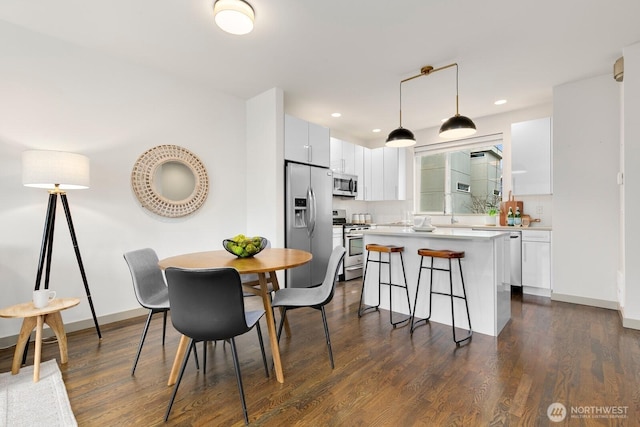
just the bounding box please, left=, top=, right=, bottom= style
left=333, top=209, right=369, bottom=280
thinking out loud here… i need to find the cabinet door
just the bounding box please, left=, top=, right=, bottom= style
left=330, top=138, right=343, bottom=172
left=383, top=147, right=399, bottom=200
left=371, top=148, right=384, bottom=200
left=522, top=241, right=551, bottom=289
left=354, top=145, right=364, bottom=201
left=342, top=141, right=356, bottom=174
left=308, top=122, right=330, bottom=167
left=511, top=117, right=552, bottom=195
left=284, top=114, right=309, bottom=163
left=363, top=147, right=372, bottom=201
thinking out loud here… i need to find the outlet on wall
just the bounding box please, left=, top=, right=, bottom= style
left=536, top=205, right=543, bottom=214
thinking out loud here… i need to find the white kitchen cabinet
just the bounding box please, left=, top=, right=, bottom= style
left=285, top=114, right=330, bottom=167
left=521, top=230, right=551, bottom=292
left=371, top=147, right=384, bottom=200
left=367, top=147, right=406, bottom=201
left=354, top=144, right=365, bottom=201
left=330, top=137, right=356, bottom=174
left=511, top=117, right=552, bottom=195
left=363, top=146, right=372, bottom=201
left=383, top=147, right=406, bottom=201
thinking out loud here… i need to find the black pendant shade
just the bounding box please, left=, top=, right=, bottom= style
left=439, top=114, right=477, bottom=139
left=385, top=126, right=416, bottom=148
left=386, top=63, right=476, bottom=147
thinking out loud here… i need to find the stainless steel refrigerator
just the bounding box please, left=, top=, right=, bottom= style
left=285, top=161, right=333, bottom=288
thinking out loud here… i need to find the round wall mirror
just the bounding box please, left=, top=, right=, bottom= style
left=131, top=145, right=209, bottom=218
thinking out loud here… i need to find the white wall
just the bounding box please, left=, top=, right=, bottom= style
left=622, top=42, right=640, bottom=326
left=552, top=74, right=620, bottom=307
left=0, top=22, right=248, bottom=339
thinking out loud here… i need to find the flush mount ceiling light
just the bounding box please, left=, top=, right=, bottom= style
left=213, top=0, right=255, bottom=35
left=386, top=63, right=477, bottom=147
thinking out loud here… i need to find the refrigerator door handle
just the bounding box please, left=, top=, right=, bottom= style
left=308, top=187, right=316, bottom=237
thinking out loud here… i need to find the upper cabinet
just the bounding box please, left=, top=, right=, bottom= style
left=382, top=147, right=406, bottom=201
left=285, top=114, right=330, bottom=167
left=364, top=147, right=406, bottom=201
left=330, top=138, right=356, bottom=174
left=511, top=117, right=552, bottom=195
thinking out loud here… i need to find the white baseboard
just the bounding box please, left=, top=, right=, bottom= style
left=619, top=306, right=640, bottom=330
left=551, top=292, right=618, bottom=310
left=522, top=286, right=551, bottom=298
left=0, top=307, right=147, bottom=350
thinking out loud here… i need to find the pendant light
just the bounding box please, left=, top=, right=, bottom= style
left=385, top=81, right=416, bottom=147
left=386, top=63, right=476, bottom=147
left=213, top=0, right=255, bottom=35
left=439, top=64, right=477, bottom=138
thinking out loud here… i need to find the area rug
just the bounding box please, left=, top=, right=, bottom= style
left=0, top=359, right=77, bottom=426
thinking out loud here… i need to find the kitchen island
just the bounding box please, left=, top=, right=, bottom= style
left=361, top=227, right=511, bottom=337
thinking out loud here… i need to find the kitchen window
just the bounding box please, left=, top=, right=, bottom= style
left=414, top=133, right=504, bottom=215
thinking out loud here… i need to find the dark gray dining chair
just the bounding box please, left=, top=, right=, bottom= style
left=123, top=248, right=171, bottom=376
left=271, top=246, right=346, bottom=369
left=164, top=267, right=269, bottom=425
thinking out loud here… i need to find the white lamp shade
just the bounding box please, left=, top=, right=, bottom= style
left=213, top=0, right=255, bottom=35
left=22, top=150, right=90, bottom=190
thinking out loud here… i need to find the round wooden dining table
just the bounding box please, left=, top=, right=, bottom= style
left=158, top=248, right=312, bottom=385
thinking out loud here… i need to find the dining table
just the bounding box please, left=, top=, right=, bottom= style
left=158, top=247, right=313, bottom=385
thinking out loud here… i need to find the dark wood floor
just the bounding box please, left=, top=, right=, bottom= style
left=1, top=280, right=639, bottom=426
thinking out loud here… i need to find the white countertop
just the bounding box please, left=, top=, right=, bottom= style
left=374, top=223, right=552, bottom=232
left=364, top=227, right=510, bottom=240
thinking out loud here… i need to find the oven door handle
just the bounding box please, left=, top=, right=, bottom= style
left=345, top=233, right=363, bottom=238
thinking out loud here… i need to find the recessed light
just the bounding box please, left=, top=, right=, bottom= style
left=331, top=112, right=341, bottom=118
left=372, top=128, right=381, bottom=133
left=494, top=99, right=507, bottom=105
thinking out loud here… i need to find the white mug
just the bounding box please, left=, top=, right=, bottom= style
left=33, top=289, right=56, bottom=309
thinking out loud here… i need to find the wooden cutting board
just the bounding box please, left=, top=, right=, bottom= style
left=500, top=192, right=523, bottom=226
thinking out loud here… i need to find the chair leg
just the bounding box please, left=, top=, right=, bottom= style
left=164, top=338, right=194, bottom=422
left=203, top=341, right=207, bottom=373
left=255, top=322, right=269, bottom=378
left=229, top=338, right=249, bottom=425
left=276, top=308, right=288, bottom=343
left=131, top=309, right=154, bottom=375
left=453, top=258, right=472, bottom=346
left=320, top=306, right=334, bottom=369
left=193, top=341, right=200, bottom=370
left=358, top=251, right=379, bottom=317
left=162, top=311, right=167, bottom=346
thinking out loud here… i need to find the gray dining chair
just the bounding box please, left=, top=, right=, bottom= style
left=271, top=246, right=346, bottom=369
left=123, top=248, right=171, bottom=376
left=164, top=267, right=269, bottom=425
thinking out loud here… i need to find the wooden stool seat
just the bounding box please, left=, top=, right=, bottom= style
left=358, top=243, right=411, bottom=327
left=417, top=249, right=464, bottom=259
left=410, top=248, right=472, bottom=346
left=366, top=244, right=405, bottom=253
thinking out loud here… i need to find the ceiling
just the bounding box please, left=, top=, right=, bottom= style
left=1, top=1, right=639, bottom=142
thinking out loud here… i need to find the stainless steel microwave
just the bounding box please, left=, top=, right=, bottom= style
left=333, top=173, right=358, bottom=197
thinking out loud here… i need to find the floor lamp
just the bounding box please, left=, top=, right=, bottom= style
left=22, top=150, right=102, bottom=339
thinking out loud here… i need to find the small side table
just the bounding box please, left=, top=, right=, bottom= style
left=0, top=298, right=80, bottom=382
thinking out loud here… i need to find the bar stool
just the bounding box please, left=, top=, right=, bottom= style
left=358, top=244, right=411, bottom=327
left=410, top=248, right=472, bottom=345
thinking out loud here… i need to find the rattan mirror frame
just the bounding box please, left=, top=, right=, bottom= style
left=131, top=145, right=209, bottom=218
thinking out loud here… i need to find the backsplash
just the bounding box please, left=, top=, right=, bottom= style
left=333, top=194, right=552, bottom=227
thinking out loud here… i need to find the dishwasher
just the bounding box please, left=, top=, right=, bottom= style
left=510, top=231, right=522, bottom=286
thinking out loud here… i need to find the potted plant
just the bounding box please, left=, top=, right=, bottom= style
left=486, top=207, right=499, bottom=226
left=485, top=207, right=500, bottom=225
